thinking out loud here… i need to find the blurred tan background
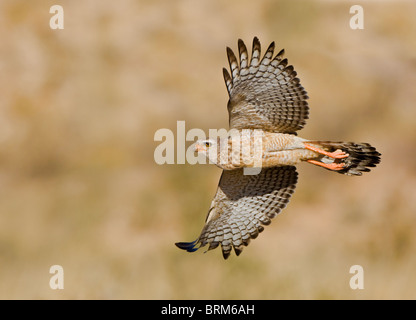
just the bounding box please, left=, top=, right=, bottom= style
left=0, top=0, right=415, bottom=299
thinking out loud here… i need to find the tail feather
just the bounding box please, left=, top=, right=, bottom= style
left=309, top=141, right=381, bottom=176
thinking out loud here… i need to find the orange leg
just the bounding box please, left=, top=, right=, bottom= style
left=304, top=143, right=349, bottom=159
left=307, top=160, right=345, bottom=171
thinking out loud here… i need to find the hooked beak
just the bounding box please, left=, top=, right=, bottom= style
left=194, top=143, right=206, bottom=153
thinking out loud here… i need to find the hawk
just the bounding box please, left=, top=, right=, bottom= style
left=176, top=37, right=381, bottom=259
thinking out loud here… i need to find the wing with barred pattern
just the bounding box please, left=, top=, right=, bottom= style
left=175, top=166, right=298, bottom=259
left=223, top=37, right=309, bottom=134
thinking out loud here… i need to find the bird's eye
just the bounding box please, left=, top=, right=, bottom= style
left=204, top=141, right=212, bottom=148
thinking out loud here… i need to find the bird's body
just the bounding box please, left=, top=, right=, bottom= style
left=198, top=130, right=313, bottom=170
left=176, top=37, right=381, bottom=259
left=197, top=129, right=379, bottom=175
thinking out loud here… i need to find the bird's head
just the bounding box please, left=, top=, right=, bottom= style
left=194, top=138, right=219, bottom=165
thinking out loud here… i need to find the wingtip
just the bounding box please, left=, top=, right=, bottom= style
left=233, top=245, right=243, bottom=256
left=175, top=240, right=199, bottom=252
left=222, top=68, right=232, bottom=96
left=222, top=250, right=231, bottom=260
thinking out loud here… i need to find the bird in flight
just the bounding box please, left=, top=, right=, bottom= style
left=176, top=37, right=380, bottom=259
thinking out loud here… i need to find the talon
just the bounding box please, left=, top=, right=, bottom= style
left=326, top=149, right=349, bottom=159
left=307, top=160, right=346, bottom=171
left=304, top=144, right=349, bottom=159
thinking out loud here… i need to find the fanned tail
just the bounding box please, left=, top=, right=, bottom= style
left=306, top=141, right=381, bottom=176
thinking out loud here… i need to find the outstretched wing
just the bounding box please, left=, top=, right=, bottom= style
left=223, top=37, right=309, bottom=134
left=176, top=166, right=298, bottom=259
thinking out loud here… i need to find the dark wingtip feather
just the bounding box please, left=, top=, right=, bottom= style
left=234, top=246, right=243, bottom=256
left=222, top=250, right=231, bottom=260
left=252, top=37, right=261, bottom=51
left=223, top=68, right=232, bottom=97
left=226, top=46, right=238, bottom=62
left=175, top=240, right=199, bottom=252
left=266, top=41, right=275, bottom=53
left=223, top=67, right=231, bottom=79
left=280, top=58, right=288, bottom=67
